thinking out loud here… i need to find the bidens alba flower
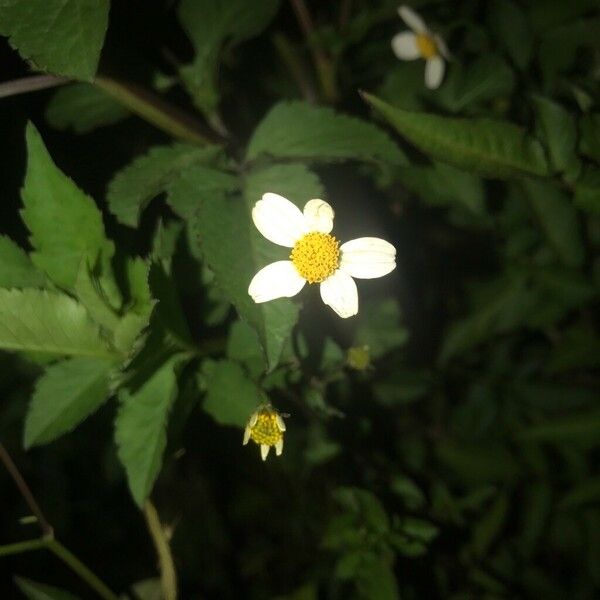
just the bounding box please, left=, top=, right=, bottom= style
left=248, top=193, right=396, bottom=318
left=243, top=405, right=286, bottom=461
left=391, top=5, right=449, bottom=90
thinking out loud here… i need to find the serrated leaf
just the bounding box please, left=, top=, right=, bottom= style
left=21, top=122, right=114, bottom=288
left=0, top=235, right=45, bottom=289
left=46, top=83, right=129, bottom=133
left=0, top=0, right=109, bottom=80
left=363, top=93, right=550, bottom=178
left=246, top=101, right=407, bottom=165
left=0, top=289, right=115, bottom=358
left=532, top=95, right=580, bottom=177
left=522, top=179, right=584, bottom=268
left=202, top=359, right=262, bottom=427
left=107, top=143, right=223, bottom=227
left=14, top=576, right=81, bottom=600
left=24, top=357, right=114, bottom=448
left=193, top=164, right=318, bottom=371
left=115, top=355, right=183, bottom=507
left=74, top=260, right=120, bottom=332
left=178, top=0, right=280, bottom=117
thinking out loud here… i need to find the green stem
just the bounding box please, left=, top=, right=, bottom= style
left=0, top=538, right=47, bottom=557
left=46, top=539, right=120, bottom=600
left=144, top=501, right=178, bottom=600
left=289, top=0, right=338, bottom=103
left=94, top=76, right=218, bottom=146
left=273, top=33, right=318, bottom=103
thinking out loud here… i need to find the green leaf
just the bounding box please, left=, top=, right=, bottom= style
left=363, top=93, right=550, bottom=178
left=46, top=83, right=129, bottom=134
left=354, top=298, right=408, bottom=359
left=579, top=113, right=600, bottom=164
left=202, top=359, right=262, bottom=427
left=193, top=164, right=317, bottom=371
left=356, top=559, right=399, bottom=600
left=559, top=478, right=600, bottom=510
left=396, top=162, right=486, bottom=216
left=518, top=411, right=600, bottom=444
left=115, top=355, right=183, bottom=507
left=574, top=167, right=600, bottom=215
left=440, top=275, right=535, bottom=362
left=24, top=357, right=114, bottom=448
left=107, top=143, right=223, bottom=227
left=246, top=101, right=407, bottom=165
left=21, top=122, right=114, bottom=288
left=0, top=0, right=109, bottom=80
left=532, top=95, right=580, bottom=177
left=14, top=576, right=81, bottom=600
left=522, top=179, right=584, bottom=267
left=0, top=235, right=45, bottom=289
left=178, top=0, right=280, bottom=117
left=165, top=165, right=239, bottom=220
left=435, top=55, right=515, bottom=113
left=0, top=289, right=115, bottom=358
left=74, top=260, right=120, bottom=332
left=487, top=0, right=533, bottom=69
left=226, top=319, right=264, bottom=377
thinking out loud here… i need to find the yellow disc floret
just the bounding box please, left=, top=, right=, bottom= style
left=248, top=411, right=283, bottom=446
left=416, top=33, right=438, bottom=59
left=290, top=232, right=340, bottom=284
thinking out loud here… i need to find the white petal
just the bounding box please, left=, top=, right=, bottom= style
left=339, top=237, right=397, bottom=279
left=252, top=193, right=307, bottom=247
left=425, top=56, right=445, bottom=89
left=435, top=34, right=450, bottom=60
left=275, top=438, right=284, bottom=456
left=391, top=32, right=420, bottom=60
left=319, top=270, right=359, bottom=318
left=276, top=414, right=286, bottom=431
left=248, top=261, right=306, bottom=303
left=261, top=444, right=270, bottom=461
left=243, top=426, right=251, bottom=445
left=398, top=5, right=427, bottom=33
left=248, top=411, right=258, bottom=427
left=303, top=199, right=334, bottom=233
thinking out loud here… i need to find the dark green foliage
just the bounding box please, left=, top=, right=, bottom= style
left=0, top=0, right=598, bottom=598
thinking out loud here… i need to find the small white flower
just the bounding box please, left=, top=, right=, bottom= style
left=391, top=5, right=450, bottom=90
left=248, top=194, right=396, bottom=318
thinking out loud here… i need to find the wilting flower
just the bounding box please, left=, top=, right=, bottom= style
left=248, top=194, right=396, bottom=318
left=391, top=5, right=449, bottom=90
left=243, top=404, right=286, bottom=461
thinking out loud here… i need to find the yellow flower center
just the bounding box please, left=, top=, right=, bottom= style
left=249, top=412, right=283, bottom=446
left=290, top=232, right=340, bottom=284
left=416, top=33, right=438, bottom=59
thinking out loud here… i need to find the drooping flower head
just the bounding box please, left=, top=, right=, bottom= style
left=248, top=194, right=396, bottom=318
left=243, top=404, right=286, bottom=461
left=391, top=5, right=450, bottom=90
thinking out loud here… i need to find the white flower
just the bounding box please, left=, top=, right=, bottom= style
left=391, top=5, right=450, bottom=90
left=248, top=193, right=396, bottom=318
left=243, top=404, right=286, bottom=461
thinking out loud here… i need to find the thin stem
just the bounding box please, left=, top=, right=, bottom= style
left=94, top=76, right=221, bottom=146
left=144, top=501, right=178, bottom=600
left=273, top=33, right=318, bottom=103
left=0, top=74, right=69, bottom=99
left=0, top=538, right=47, bottom=557
left=289, top=0, right=338, bottom=103
left=47, top=539, right=120, bottom=600
left=0, top=442, right=53, bottom=537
